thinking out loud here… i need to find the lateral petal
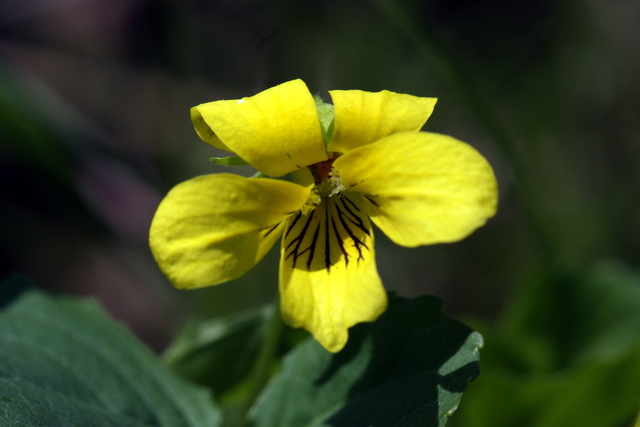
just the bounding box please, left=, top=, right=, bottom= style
left=279, top=194, right=387, bottom=353
left=328, top=89, right=436, bottom=153
left=149, top=173, right=310, bottom=289
left=334, top=131, right=498, bottom=247
left=191, top=79, right=327, bottom=177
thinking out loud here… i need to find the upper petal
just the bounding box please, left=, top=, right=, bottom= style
left=327, top=89, right=437, bottom=153
left=149, top=173, right=310, bottom=289
left=279, top=193, right=387, bottom=352
left=333, top=131, right=498, bottom=247
left=191, top=79, right=328, bottom=177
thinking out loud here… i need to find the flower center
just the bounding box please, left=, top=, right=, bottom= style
left=309, top=154, right=346, bottom=198
left=310, top=156, right=337, bottom=184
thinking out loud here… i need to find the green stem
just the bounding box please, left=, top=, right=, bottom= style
left=238, top=302, right=283, bottom=427
left=374, top=0, right=560, bottom=267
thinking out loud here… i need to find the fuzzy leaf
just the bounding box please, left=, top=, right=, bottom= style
left=0, top=278, right=221, bottom=427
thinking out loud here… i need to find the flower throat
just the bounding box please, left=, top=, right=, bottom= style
left=309, top=154, right=346, bottom=198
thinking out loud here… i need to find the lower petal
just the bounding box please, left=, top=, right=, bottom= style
left=334, top=131, right=498, bottom=247
left=279, top=194, right=387, bottom=353
left=149, top=173, right=310, bottom=289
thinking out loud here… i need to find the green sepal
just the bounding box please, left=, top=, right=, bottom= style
left=313, top=94, right=335, bottom=146
left=209, top=156, right=250, bottom=166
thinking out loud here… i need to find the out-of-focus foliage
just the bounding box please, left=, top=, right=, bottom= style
left=456, top=261, right=640, bottom=427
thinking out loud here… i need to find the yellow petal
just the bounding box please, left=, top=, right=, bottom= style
left=334, top=132, right=498, bottom=247
left=327, top=89, right=437, bottom=153
left=149, top=173, right=310, bottom=289
left=290, top=166, right=315, bottom=189
left=279, top=193, right=387, bottom=352
left=191, top=79, right=327, bottom=177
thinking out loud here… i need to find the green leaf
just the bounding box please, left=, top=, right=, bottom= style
left=164, top=305, right=311, bottom=427
left=0, top=278, right=221, bottom=427
left=210, top=156, right=250, bottom=166
left=164, top=307, right=272, bottom=394
left=164, top=305, right=309, bottom=395
left=249, top=293, right=482, bottom=427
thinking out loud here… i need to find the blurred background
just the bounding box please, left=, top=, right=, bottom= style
left=1, top=0, right=639, bottom=425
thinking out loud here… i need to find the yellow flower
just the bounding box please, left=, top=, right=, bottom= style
left=149, top=79, right=498, bottom=352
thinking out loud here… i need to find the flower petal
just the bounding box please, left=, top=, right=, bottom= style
left=327, top=89, right=437, bottom=153
left=191, top=79, right=328, bottom=177
left=149, top=173, right=310, bottom=289
left=334, top=132, right=498, bottom=247
left=279, top=193, right=387, bottom=352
